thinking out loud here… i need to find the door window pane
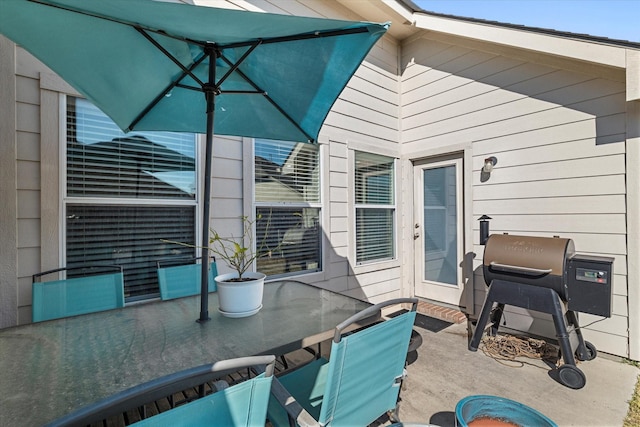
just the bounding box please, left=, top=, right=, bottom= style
left=423, top=166, right=457, bottom=285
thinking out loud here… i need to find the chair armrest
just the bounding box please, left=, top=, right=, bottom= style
left=270, top=378, right=319, bottom=427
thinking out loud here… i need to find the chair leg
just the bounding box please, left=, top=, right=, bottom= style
left=388, top=403, right=401, bottom=423
left=279, top=355, right=289, bottom=370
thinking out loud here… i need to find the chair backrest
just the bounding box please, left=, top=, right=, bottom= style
left=318, top=298, right=418, bottom=426
left=32, top=265, right=125, bottom=323
left=46, top=355, right=276, bottom=427
left=156, top=258, right=218, bottom=300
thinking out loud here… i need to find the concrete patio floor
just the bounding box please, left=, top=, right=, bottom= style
left=395, top=314, right=638, bottom=427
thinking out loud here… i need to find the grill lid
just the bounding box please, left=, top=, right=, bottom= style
left=483, top=234, right=575, bottom=277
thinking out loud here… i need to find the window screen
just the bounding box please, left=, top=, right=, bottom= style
left=355, top=151, right=395, bottom=263
left=254, top=139, right=321, bottom=277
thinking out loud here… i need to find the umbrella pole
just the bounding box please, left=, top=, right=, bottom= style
left=198, top=46, right=217, bottom=323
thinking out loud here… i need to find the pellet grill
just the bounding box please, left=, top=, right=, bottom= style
left=469, top=233, right=614, bottom=389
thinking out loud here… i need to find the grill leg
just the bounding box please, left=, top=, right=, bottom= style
left=468, top=280, right=589, bottom=389
left=549, top=293, right=577, bottom=367
left=469, top=286, right=498, bottom=351
left=469, top=280, right=578, bottom=360
left=490, top=303, right=505, bottom=337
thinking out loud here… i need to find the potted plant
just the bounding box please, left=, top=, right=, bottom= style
left=207, top=214, right=275, bottom=318
left=164, top=213, right=285, bottom=317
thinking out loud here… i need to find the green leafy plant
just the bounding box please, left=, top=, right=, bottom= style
left=163, top=214, right=280, bottom=282
left=207, top=214, right=271, bottom=281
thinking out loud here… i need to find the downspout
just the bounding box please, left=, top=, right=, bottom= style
left=626, top=60, right=640, bottom=360
left=626, top=49, right=640, bottom=360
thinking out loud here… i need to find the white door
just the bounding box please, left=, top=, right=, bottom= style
left=414, top=157, right=465, bottom=306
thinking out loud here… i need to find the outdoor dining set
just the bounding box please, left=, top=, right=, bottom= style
left=0, top=262, right=421, bottom=427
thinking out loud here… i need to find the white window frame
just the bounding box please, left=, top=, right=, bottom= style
left=353, top=150, right=398, bottom=267
left=251, top=138, right=324, bottom=279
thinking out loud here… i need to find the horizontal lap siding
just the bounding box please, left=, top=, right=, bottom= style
left=401, top=37, right=629, bottom=357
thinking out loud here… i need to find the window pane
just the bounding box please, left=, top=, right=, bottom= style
left=67, top=97, right=196, bottom=199
left=355, top=151, right=395, bottom=263
left=66, top=205, right=196, bottom=300
left=355, top=152, right=394, bottom=205
left=356, top=208, right=394, bottom=262
left=255, top=207, right=321, bottom=276
left=65, top=97, right=198, bottom=301
left=255, top=139, right=319, bottom=203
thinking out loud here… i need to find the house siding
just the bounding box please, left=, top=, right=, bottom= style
left=0, top=36, right=18, bottom=328
left=401, top=34, right=629, bottom=357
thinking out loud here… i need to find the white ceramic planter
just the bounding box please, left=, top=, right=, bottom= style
left=215, top=272, right=265, bottom=318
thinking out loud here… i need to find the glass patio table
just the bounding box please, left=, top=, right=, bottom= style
left=0, top=280, right=374, bottom=426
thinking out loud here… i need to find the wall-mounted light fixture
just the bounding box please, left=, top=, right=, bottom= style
left=482, top=156, right=497, bottom=173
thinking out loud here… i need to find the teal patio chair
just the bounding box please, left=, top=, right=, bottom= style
left=46, top=355, right=276, bottom=427
left=156, top=257, right=218, bottom=300
left=32, top=265, right=125, bottom=323
left=267, top=298, right=418, bottom=427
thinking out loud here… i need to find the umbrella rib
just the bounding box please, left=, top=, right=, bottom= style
left=215, top=41, right=261, bottom=90
left=136, top=27, right=206, bottom=88
left=128, top=53, right=209, bottom=131
left=218, top=54, right=314, bottom=142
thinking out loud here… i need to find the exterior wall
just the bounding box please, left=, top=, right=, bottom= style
left=400, top=33, right=630, bottom=357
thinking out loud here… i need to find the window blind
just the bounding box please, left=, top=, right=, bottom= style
left=66, top=205, right=196, bottom=299
left=67, top=98, right=196, bottom=199
left=65, top=97, right=198, bottom=300
left=255, top=207, right=321, bottom=276
left=254, top=139, right=321, bottom=277
left=255, top=139, right=319, bottom=203
left=355, top=208, right=394, bottom=262
left=354, top=151, right=395, bottom=264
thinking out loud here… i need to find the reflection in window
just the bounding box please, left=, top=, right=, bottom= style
left=254, top=139, right=321, bottom=277
left=67, top=99, right=195, bottom=199
left=65, top=97, right=197, bottom=300
left=355, top=151, right=395, bottom=264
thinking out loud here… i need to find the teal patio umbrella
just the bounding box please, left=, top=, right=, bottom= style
left=0, top=0, right=388, bottom=321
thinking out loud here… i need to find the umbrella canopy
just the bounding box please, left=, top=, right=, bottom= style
left=0, top=0, right=388, bottom=321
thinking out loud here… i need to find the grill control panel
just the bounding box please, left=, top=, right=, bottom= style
left=566, top=255, right=614, bottom=317
left=575, top=267, right=608, bottom=284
